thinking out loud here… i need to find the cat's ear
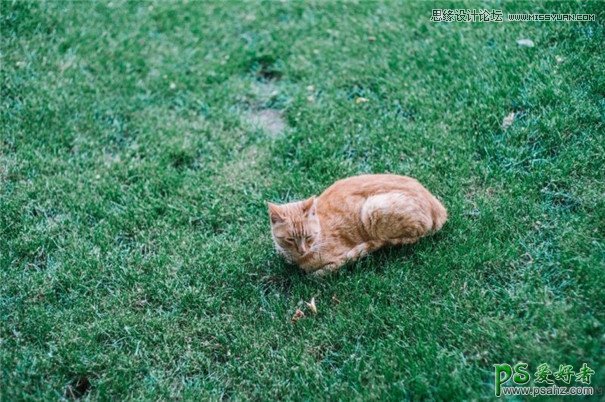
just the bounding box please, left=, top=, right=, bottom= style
left=301, top=197, right=316, bottom=217
left=267, top=202, right=284, bottom=224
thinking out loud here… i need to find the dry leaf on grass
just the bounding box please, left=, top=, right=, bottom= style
left=305, top=297, right=317, bottom=314
left=291, top=309, right=305, bottom=323
left=516, top=38, right=534, bottom=47
left=355, top=97, right=369, bottom=104
left=332, top=294, right=341, bottom=304
left=501, top=112, right=516, bottom=130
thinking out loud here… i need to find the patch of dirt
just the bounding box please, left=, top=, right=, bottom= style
left=246, top=109, right=286, bottom=137
left=249, top=54, right=283, bottom=80
left=250, top=80, right=280, bottom=104
left=65, top=376, right=92, bottom=399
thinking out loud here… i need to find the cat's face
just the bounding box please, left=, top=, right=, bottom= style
left=268, top=197, right=320, bottom=260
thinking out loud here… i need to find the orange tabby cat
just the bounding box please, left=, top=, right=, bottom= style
left=268, top=174, right=447, bottom=276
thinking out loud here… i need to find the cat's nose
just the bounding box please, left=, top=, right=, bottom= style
left=298, top=242, right=308, bottom=254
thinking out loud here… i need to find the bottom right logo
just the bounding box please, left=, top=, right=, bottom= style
left=494, top=362, right=600, bottom=397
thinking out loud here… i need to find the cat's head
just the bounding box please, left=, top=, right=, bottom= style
left=268, top=197, right=320, bottom=259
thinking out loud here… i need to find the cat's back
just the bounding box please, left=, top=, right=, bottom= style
left=317, top=174, right=447, bottom=232
left=320, top=174, right=426, bottom=199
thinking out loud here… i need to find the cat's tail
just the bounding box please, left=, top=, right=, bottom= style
left=430, top=195, right=448, bottom=232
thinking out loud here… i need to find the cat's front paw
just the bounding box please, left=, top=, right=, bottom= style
left=310, top=268, right=330, bottom=277
left=345, top=247, right=367, bottom=261
left=311, top=263, right=340, bottom=277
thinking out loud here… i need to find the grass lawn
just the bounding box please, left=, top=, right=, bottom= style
left=1, top=1, right=604, bottom=399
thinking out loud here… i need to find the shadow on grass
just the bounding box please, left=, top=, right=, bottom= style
left=258, top=228, right=450, bottom=299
